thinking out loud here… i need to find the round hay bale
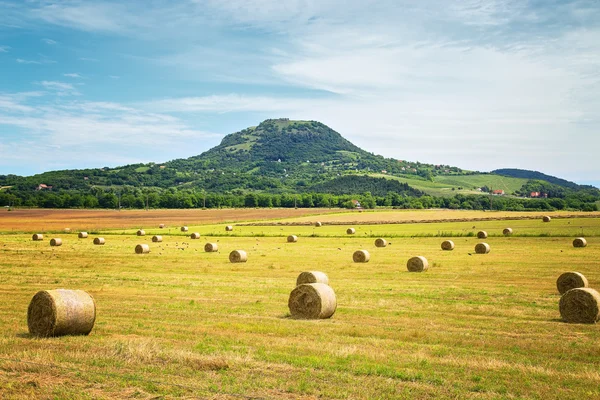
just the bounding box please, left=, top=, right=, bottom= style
left=353, top=250, right=370, bottom=263
left=64, top=228, right=71, bottom=233
left=93, top=237, right=105, bottom=245
left=190, top=232, right=201, bottom=239
left=441, top=240, right=455, bottom=251
left=346, top=228, right=356, bottom=235
left=152, top=235, right=163, bottom=243
left=32, top=234, right=44, bottom=241
left=296, top=271, right=329, bottom=286
left=135, top=244, right=150, bottom=254
left=573, top=237, right=587, bottom=248
left=477, top=230, right=488, bottom=239
left=315, top=221, right=322, bottom=227
left=229, top=250, right=247, bottom=263
left=559, top=288, right=600, bottom=324
left=407, top=256, right=428, bottom=272
left=503, top=228, right=513, bottom=236
left=225, top=225, right=233, bottom=232
left=78, top=232, right=88, bottom=239
left=181, top=226, right=188, bottom=232
left=543, top=216, right=551, bottom=222
left=27, top=289, right=96, bottom=337
left=287, top=235, right=298, bottom=243
left=50, top=238, right=62, bottom=247
left=374, top=238, right=387, bottom=247
left=136, top=229, right=145, bottom=237
left=159, top=224, right=165, bottom=229
left=557, top=272, right=588, bottom=295
left=204, top=242, right=218, bottom=252
left=288, top=283, right=336, bottom=319
left=475, top=243, right=490, bottom=254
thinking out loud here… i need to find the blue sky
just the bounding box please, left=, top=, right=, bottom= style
left=0, top=1, right=598, bottom=187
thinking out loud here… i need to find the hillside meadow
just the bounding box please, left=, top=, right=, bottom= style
left=0, top=209, right=599, bottom=399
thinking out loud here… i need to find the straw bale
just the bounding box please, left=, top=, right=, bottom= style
left=225, top=225, right=233, bottom=231
left=543, top=216, right=551, bottom=222
left=346, top=228, right=356, bottom=234
left=559, top=288, right=600, bottom=324
left=287, top=235, right=298, bottom=243
left=204, top=243, right=218, bottom=252
left=93, top=237, right=105, bottom=245
left=375, top=238, right=387, bottom=247
left=229, top=250, right=247, bottom=263
left=477, top=231, right=488, bottom=239
left=503, top=228, right=513, bottom=235
left=50, top=238, right=62, bottom=247
left=27, top=289, right=96, bottom=337
left=191, top=232, right=201, bottom=239
left=78, top=232, right=88, bottom=239
left=32, top=234, right=44, bottom=241
left=296, top=271, right=329, bottom=286
left=441, top=240, right=455, bottom=251
left=353, top=250, right=370, bottom=263
left=288, top=283, right=336, bottom=319
left=159, top=224, right=165, bottom=229
left=573, top=238, right=587, bottom=248
left=64, top=228, right=71, bottom=233
left=315, top=222, right=322, bottom=227
left=181, top=226, right=188, bottom=232
left=556, top=272, right=588, bottom=295
left=136, top=229, right=145, bottom=237
left=475, top=243, right=490, bottom=254
left=135, top=244, right=150, bottom=254
left=407, top=256, right=428, bottom=272
left=152, top=235, right=163, bottom=243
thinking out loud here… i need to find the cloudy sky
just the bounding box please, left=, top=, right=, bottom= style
left=0, top=0, right=598, bottom=186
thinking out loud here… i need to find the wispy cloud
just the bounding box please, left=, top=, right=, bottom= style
left=41, top=38, right=57, bottom=45
left=36, top=81, right=81, bottom=96
left=79, top=57, right=98, bottom=62
left=0, top=45, right=9, bottom=53
left=63, top=73, right=83, bottom=78
left=16, top=56, right=56, bottom=64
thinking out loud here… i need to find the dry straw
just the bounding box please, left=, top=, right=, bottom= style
left=225, top=225, right=233, bottom=232
left=50, top=238, right=62, bottom=247
left=288, top=283, right=337, bottom=319
left=93, top=237, right=105, bottom=245
left=296, top=271, right=329, bottom=286
left=573, top=238, right=587, bottom=248
left=477, top=231, right=488, bottom=239
left=346, top=228, right=356, bottom=234
left=559, top=287, right=600, bottom=324
left=287, top=235, right=298, bottom=243
left=152, top=235, right=163, bottom=243
left=441, top=240, right=455, bottom=251
left=191, top=232, right=201, bottom=239
left=556, top=272, right=588, bottom=295
left=27, top=289, right=96, bottom=337
left=543, top=216, right=551, bottom=222
left=78, top=232, right=88, bottom=239
left=503, top=228, right=513, bottom=235
left=229, top=250, right=247, bottom=263
left=64, top=228, right=71, bottom=233
left=32, top=234, right=44, bottom=241
left=374, top=238, right=387, bottom=247
left=315, top=222, right=322, bottom=227
left=135, top=244, right=150, bottom=254
left=204, top=243, right=218, bottom=252
left=181, top=226, right=188, bottom=232
left=407, top=256, right=428, bottom=272
left=475, top=243, right=491, bottom=254
left=136, top=229, right=145, bottom=237
left=353, top=250, right=370, bottom=263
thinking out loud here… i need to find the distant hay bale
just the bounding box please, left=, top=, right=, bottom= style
left=346, top=228, right=356, bottom=234
left=287, top=235, right=298, bottom=243
left=573, top=238, right=587, bottom=248
left=181, top=226, right=188, bottom=232
left=556, top=272, right=588, bottom=295
left=441, top=240, right=455, bottom=251
left=296, top=271, right=329, bottom=286
left=32, top=234, right=43, bottom=241
left=50, top=238, right=62, bottom=247
left=315, top=222, right=322, bottom=227
left=159, top=224, right=165, bottom=229
left=477, top=231, right=488, bottom=239
left=353, top=250, right=370, bottom=263
left=407, top=256, right=428, bottom=272
left=135, top=244, right=150, bottom=254
left=93, top=237, right=105, bottom=245
left=475, top=243, right=491, bottom=254
left=136, top=229, right=145, bottom=237
left=559, top=288, right=600, bottom=324
left=374, top=238, right=387, bottom=247
left=225, top=225, right=233, bottom=232
left=152, top=235, right=163, bottom=243
left=27, top=289, right=96, bottom=337
left=543, top=216, right=551, bottom=222
left=64, top=228, right=71, bottom=233
left=78, top=232, right=88, bottom=239
left=229, top=250, right=247, bottom=263
left=204, top=242, right=218, bottom=252
left=288, top=283, right=336, bottom=319
left=503, top=228, right=513, bottom=236
left=190, top=232, right=201, bottom=239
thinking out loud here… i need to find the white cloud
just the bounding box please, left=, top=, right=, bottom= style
left=0, top=45, right=9, bottom=52
left=42, top=38, right=57, bottom=45
left=79, top=57, right=98, bottom=62
left=63, top=73, right=83, bottom=78
left=36, top=81, right=81, bottom=96
left=16, top=56, right=56, bottom=64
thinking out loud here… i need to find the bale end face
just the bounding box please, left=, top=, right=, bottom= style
left=374, top=238, right=387, bottom=247
left=229, top=250, right=247, bottom=263
left=27, top=289, right=96, bottom=337
left=315, top=222, right=322, bottom=227
left=135, top=244, right=150, bottom=254
left=556, top=272, right=588, bottom=295
left=542, top=216, right=551, bottom=222
left=204, top=243, right=218, bottom=252
left=441, top=240, right=455, bottom=251
left=346, top=228, right=356, bottom=235
left=477, top=231, right=488, bottom=239
left=93, top=237, right=105, bottom=245
left=573, top=238, right=587, bottom=248
left=353, top=250, right=370, bottom=263
left=296, top=271, right=329, bottom=286
left=503, top=228, right=513, bottom=235
left=288, top=283, right=336, bottom=319
left=559, top=288, right=600, bottom=324
left=407, top=256, right=428, bottom=272
left=225, top=226, right=233, bottom=231
left=287, top=235, right=298, bottom=243
left=50, top=238, right=62, bottom=247
left=475, top=243, right=490, bottom=254
left=32, top=234, right=44, bottom=241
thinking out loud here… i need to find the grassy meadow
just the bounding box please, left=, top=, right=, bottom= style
left=1, top=209, right=600, bottom=399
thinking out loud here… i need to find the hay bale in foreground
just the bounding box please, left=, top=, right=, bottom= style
left=287, top=235, right=298, bottom=243
left=93, top=237, right=105, bottom=245
left=374, top=238, right=387, bottom=247
left=204, top=243, right=218, bottom=252
left=543, top=216, right=551, bottom=222
left=315, top=222, right=322, bottom=227
left=573, top=238, right=587, bottom=248
left=353, top=250, right=370, bottom=263
left=477, top=231, right=488, bottom=239
left=135, top=244, right=150, bottom=254
left=407, top=256, right=428, bottom=272
left=32, top=234, right=44, bottom=241
left=136, top=229, right=145, bottom=237
left=159, top=224, right=165, bottom=229
left=50, top=238, right=62, bottom=247
left=191, top=232, right=201, bottom=239
left=556, top=272, right=588, bottom=295
left=296, top=271, right=329, bottom=286
left=152, top=235, right=163, bottom=243
left=475, top=243, right=491, bottom=254
left=288, top=283, right=336, bottom=319
left=559, top=288, right=600, bottom=324
left=181, top=226, right=188, bottom=232
left=441, top=240, right=455, bottom=251
left=78, top=232, right=88, bottom=239
left=229, top=250, right=247, bottom=263
left=27, top=289, right=96, bottom=337
left=225, top=225, right=233, bottom=232
left=346, top=228, right=356, bottom=235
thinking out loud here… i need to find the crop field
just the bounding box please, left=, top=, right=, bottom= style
left=1, top=210, right=600, bottom=399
